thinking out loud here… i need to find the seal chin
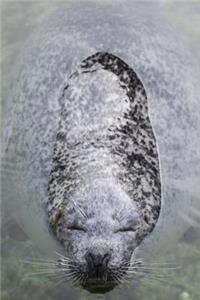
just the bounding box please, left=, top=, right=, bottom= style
left=82, top=280, right=117, bottom=294
left=82, top=269, right=119, bottom=294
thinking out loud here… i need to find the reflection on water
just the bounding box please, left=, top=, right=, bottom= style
left=1, top=1, right=200, bottom=300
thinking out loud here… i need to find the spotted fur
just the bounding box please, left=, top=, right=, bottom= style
left=48, top=52, right=161, bottom=244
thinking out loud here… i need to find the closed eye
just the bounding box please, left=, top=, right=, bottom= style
left=67, top=225, right=86, bottom=232
left=115, top=227, right=136, bottom=233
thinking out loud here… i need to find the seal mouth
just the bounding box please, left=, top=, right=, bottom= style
left=81, top=269, right=126, bottom=294
left=82, top=278, right=117, bottom=294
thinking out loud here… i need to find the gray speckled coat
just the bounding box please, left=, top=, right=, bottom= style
left=2, top=1, right=200, bottom=257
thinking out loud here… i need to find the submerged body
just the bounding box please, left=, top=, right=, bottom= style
left=2, top=1, right=200, bottom=292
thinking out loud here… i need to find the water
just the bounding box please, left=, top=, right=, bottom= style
left=1, top=1, right=200, bottom=300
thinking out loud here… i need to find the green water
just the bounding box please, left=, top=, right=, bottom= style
left=1, top=1, right=200, bottom=300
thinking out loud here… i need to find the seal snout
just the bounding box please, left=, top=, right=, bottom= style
left=85, top=251, right=111, bottom=280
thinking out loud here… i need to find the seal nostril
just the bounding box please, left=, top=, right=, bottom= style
left=102, top=253, right=111, bottom=268
left=85, top=252, right=95, bottom=270
left=85, top=252, right=111, bottom=277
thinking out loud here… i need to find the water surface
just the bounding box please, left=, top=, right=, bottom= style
left=1, top=1, right=200, bottom=300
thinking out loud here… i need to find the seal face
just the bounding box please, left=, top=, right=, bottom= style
left=47, top=52, right=161, bottom=288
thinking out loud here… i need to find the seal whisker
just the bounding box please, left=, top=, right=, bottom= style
left=136, top=261, right=179, bottom=266
left=82, top=273, right=88, bottom=285
left=55, top=251, right=72, bottom=260
left=116, top=206, right=127, bottom=223
left=75, top=272, right=84, bottom=285
left=25, top=267, right=68, bottom=273
left=124, top=270, right=137, bottom=274
left=125, top=269, right=179, bottom=279
left=57, top=260, right=78, bottom=268
left=48, top=271, right=80, bottom=285
left=24, top=266, right=66, bottom=273
left=127, top=267, right=179, bottom=287
left=24, top=266, right=78, bottom=277
left=55, top=252, right=75, bottom=266
left=126, top=270, right=173, bottom=279
left=127, top=265, right=180, bottom=271
left=111, top=274, right=120, bottom=284
left=22, top=259, right=76, bottom=271
left=141, top=273, right=176, bottom=287
left=59, top=264, right=79, bottom=270
left=22, top=257, right=59, bottom=263
left=81, top=273, right=88, bottom=286
left=22, top=260, right=59, bottom=267
left=22, top=273, right=66, bottom=283
left=68, top=271, right=83, bottom=285
left=128, top=259, right=180, bottom=269
left=24, top=270, right=65, bottom=277
left=111, top=272, right=123, bottom=284
left=128, top=259, right=143, bottom=266
left=59, top=261, right=77, bottom=268
left=32, top=267, right=61, bottom=273
left=53, top=275, right=71, bottom=287
left=132, top=262, right=180, bottom=267
left=72, top=272, right=84, bottom=284
left=71, top=199, right=88, bottom=219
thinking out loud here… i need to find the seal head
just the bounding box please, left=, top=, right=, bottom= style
left=58, top=183, right=141, bottom=292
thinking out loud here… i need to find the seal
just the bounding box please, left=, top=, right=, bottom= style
left=47, top=52, right=161, bottom=288
left=2, top=1, right=200, bottom=295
